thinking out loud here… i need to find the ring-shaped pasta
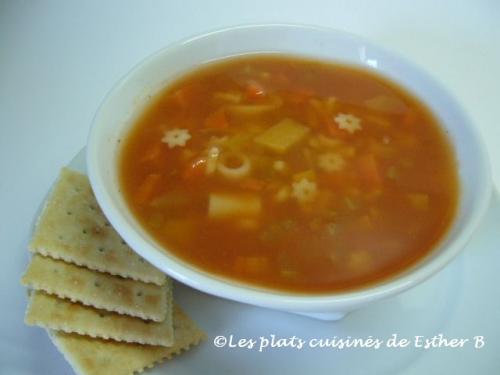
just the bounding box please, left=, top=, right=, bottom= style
left=217, top=152, right=251, bottom=180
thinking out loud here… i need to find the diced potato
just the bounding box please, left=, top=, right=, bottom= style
left=208, top=192, right=261, bottom=220
left=407, top=193, right=430, bottom=211
left=254, top=118, right=310, bottom=154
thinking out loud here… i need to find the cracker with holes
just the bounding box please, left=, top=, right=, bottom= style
left=48, top=305, right=206, bottom=375
left=21, top=254, right=169, bottom=322
left=29, top=168, right=166, bottom=286
left=25, top=291, right=174, bottom=347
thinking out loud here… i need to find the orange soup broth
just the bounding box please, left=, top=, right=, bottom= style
left=120, top=55, right=459, bottom=293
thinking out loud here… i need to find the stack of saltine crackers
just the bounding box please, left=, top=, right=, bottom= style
left=21, top=168, right=206, bottom=375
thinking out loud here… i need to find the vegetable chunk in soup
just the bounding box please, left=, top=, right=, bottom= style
left=120, top=55, right=458, bottom=293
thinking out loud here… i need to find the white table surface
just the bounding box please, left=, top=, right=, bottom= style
left=1, top=1, right=499, bottom=374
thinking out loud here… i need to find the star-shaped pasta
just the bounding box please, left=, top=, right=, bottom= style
left=291, top=178, right=317, bottom=204
left=161, top=128, right=191, bottom=148
left=318, top=152, right=345, bottom=172
left=334, top=113, right=362, bottom=134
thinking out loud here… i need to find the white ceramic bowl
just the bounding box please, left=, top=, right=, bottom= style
left=87, top=24, right=492, bottom=320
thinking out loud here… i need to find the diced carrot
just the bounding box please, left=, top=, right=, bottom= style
left=358, top=154, right=382, bottom=188
left=326, top=120, right=347, bottom=139
left=245, top=80, right=266, bottom=99
left=135, top=173, right=162, bottom=204
left=239, top=178, right=266, bottom=191
left=204, top=108, right=229, bottom=130
left=182, top=158, right=207, bottom=180
left=310, top=99, right=346, bottom=139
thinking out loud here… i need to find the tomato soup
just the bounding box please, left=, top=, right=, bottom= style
left=119, top=55, right=459, bottom=293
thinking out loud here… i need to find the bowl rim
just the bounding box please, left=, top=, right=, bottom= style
left=87, top=23, right=493, bottom=312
